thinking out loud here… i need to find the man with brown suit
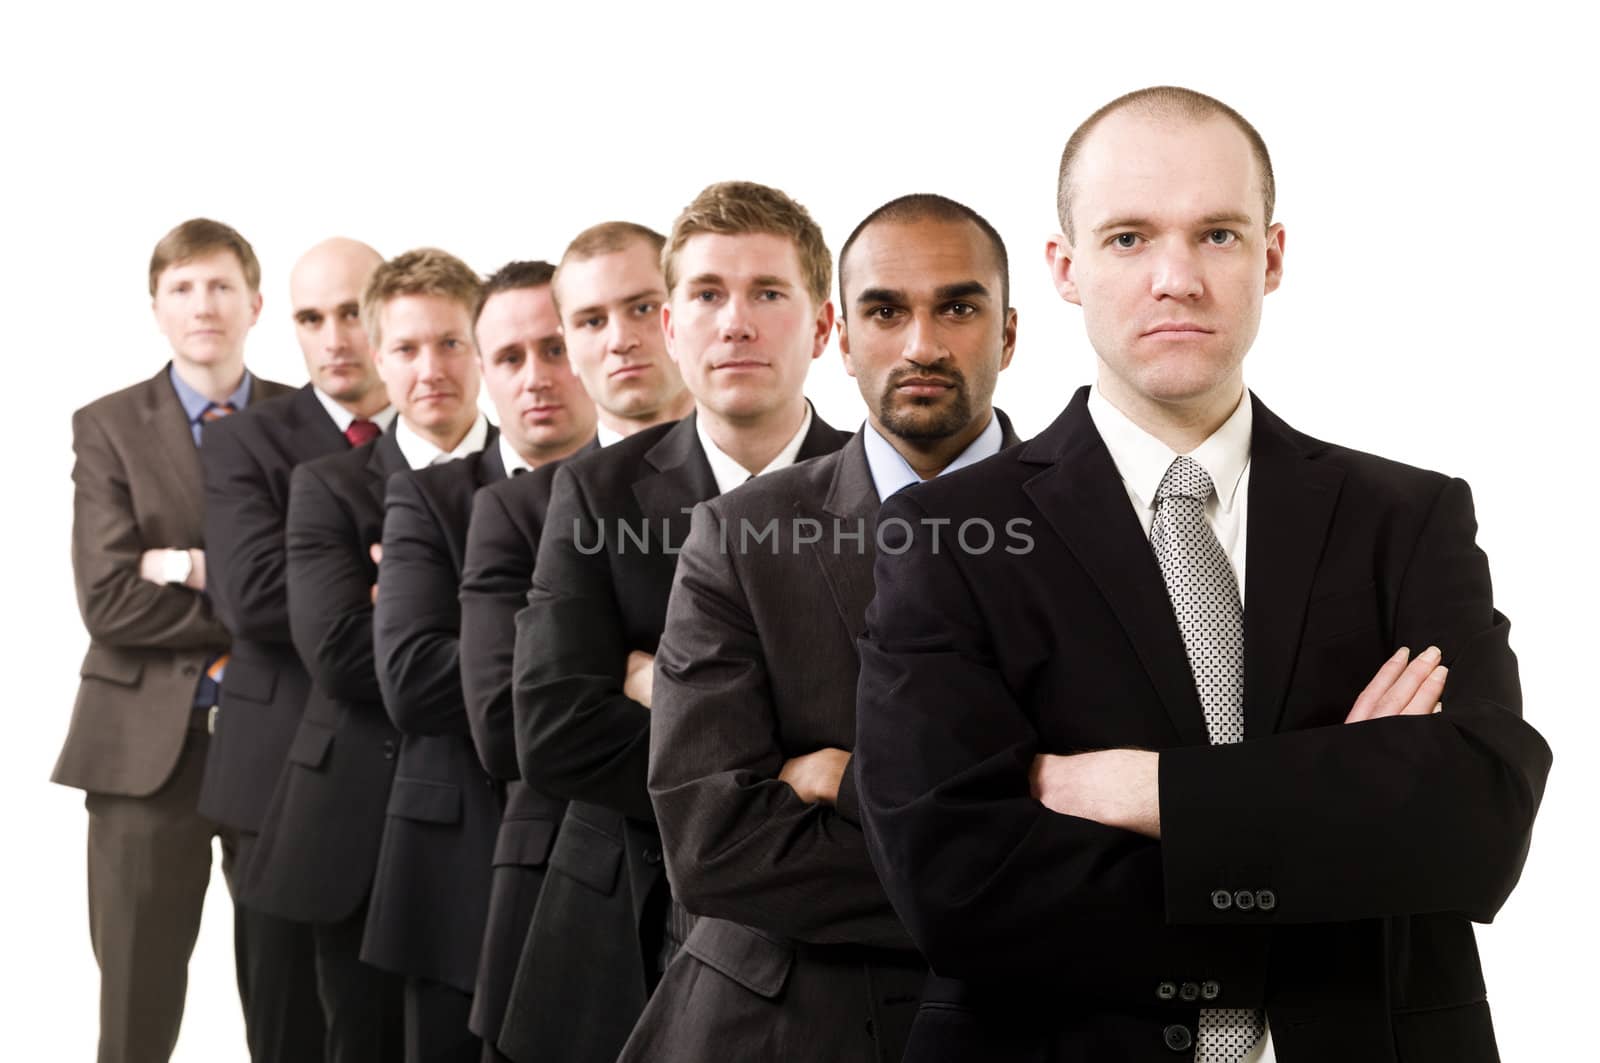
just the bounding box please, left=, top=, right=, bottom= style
left=54, top=218, right=293, bottom=1063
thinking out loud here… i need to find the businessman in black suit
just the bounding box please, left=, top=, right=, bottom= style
left=372, top=260, right=597, bottom=1063
left=507, top=182, right=850, bottom=1063
left=245, top=249, right=490, bottom=1063
left=459, top=224, right=693, bottom=1063
left=200, top=236, right=392, bottom=1063
left=628, top=194, right=1021, bottom=1063
left=853, top=87, right=1552, bottom=1062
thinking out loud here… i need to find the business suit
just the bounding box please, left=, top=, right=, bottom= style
left=197, top=384, right=352, bottom=1062
left=242, top=429, right=412, bottom=1062
left=854, top=388, right=1552, bottom=1062
left=370, top=432, right=507, bottom=1062
left=458, top=438, right=598, bottom=1060
left=501, top=410, right=848, bottom=1063
left=623, top=415, right=1019, bottom=1063
left=55, top=363, right=291, bottom=1063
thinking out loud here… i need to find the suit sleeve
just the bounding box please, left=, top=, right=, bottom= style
left=514, top=465, right=654, bottom=821
left=71, top=405, right=227, bottom=650
left=201, top=418, right=290, bottom=641
left=461, top=486, right=531, bottom=780
left=1159, top=476, right=1552, bottom=925
left=286, top=462, right=382, bottom=706
left=374, top=471, right=469, bottom=736
left=651, top=502, right=914, bottom=949
left=855, top=492, right=1253, bottom=994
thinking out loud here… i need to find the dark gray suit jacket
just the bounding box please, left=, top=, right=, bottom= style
left=55, top=364, right=291, bottom=797
left=502, top=410, right=848, bottom=1063
left=622, top=416, right=1018, bottom=1063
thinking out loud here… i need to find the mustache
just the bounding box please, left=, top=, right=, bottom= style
left=885, top=366, right=967, bottom=390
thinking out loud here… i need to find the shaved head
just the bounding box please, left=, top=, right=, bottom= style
left=289, top=237, right=385, bottom=408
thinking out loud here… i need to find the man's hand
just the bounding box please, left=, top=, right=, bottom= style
left=623, top=650, right=655, bottom=708
left=1344, top=645, right=1446, bottom=723
left=1030, top=749, right=1161, bottom=839
left=368, top=543, right=382, bottom=603
left=779, top=748, right=851, bottom=805
left=138, top=548, right=206, bottom=590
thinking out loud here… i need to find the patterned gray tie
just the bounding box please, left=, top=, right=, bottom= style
left=1150, top=456, right=1265, bottom=1062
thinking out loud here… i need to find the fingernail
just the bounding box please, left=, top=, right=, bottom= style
left=1431, top=665, right=1448, bottom=682
left=1393, top=647, right=1410, bottom=661
left=1421, top=646, right=1442, bottom=664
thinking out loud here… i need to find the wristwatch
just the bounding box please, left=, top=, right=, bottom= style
left=162, top=548, right=193, bottom=585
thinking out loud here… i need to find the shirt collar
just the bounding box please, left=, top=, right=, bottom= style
left=313, top=386, right=395, bottom=434
left=169, top=362, right=251, bottom=423
left=863, top=411, right=1005, bottom=502
left=394, top=412, right=490, bottom=471
left=595, top=421, right=625, bottom=448
left=695, top=403, right=814, bottom=495
left=1087, top=384, right=1252, bottom=513
left=498, top=433, right=532, bottom=476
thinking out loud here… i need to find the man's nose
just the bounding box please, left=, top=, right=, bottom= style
left=1150, top=242, right=1204, bottom=300
left=607, top=318, right=636, bottom=354
left=903, top=313, right=946, bottom=366
left=718, top=295, right=756, bottom=342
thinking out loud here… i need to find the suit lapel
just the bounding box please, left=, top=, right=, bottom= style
left=1021, top=391, right=1210, bottom=746
left=478, top=429, right=507, bottom=487
left=365, top=430, right=407, bottom=511
left=813, top=434, right=879, bottom=637
left=1241, top=395, right=1345, bottom=738
left=141, top=367, right=205, bottom=528
left=288, top=385, right=349, bottom=457
left=633, top=415, right=717, bottom=550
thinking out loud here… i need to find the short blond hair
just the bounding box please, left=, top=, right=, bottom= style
left=1057, top=86, right=1276, bottom=242
left=551, top=222, right=666, bottom=314
left=148, top=218, right=261, bottom=296
left=662, top=181, right=831, bottom=306
left=360, top=248, right=483, bottom=347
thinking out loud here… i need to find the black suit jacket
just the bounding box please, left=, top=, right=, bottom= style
left=364, top=435, right=506, bottom=991
left=241, top=429, right=410, bottom=925
left=504, top=410, right=848, bottom=1063
left=198, top=385, right=351, bottom=833
left=457, top=437, right=597, bottom=1045
left=627, top=416, right=1019, bottom=1063
left=854, top=389, right=1552, bottom=1063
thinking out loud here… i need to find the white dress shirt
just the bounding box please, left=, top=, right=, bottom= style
left=695, top=403, right=814, bottom=495
left=498, top=434, right=532, bottom=477
left=394, top=413, right=490, bottom=472
left=596, top=421, right=626, bottom=449
left=312, top=387, right=396, bottom=435
left=1087, top=385, right=1271, bottom=1063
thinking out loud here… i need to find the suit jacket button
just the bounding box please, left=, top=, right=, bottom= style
left=1211, top=889, right=1233, bottom=911
left=1163, top=1024, right=1193, bottom=1052
left=1179, top=982, right=1199, bottom=1002
left=1256, top=889, right=1277, bottom=911
left=1156, top=981, right=1177, bottom=1001
left=1201, top=980, right=1221, bottom=1001
left=382, top=739, right=396, bottom=760
left=642, top=847, right=662, bottom=865
left=1233, top=889, right=1256, bottom=911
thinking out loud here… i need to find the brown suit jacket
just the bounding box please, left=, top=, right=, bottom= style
left=54, top=363, right=293, bottom=797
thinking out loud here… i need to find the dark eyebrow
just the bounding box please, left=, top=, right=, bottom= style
left=619, top=288, right=665, bottom=305
left=1197, top=213, right=1254, bottom=228
left=292, top=308, right=320, bottom=322
left=336, top=300, right=360, bottom=314
left=751, top=275, right=794, bottom=290
left=935, top=281, right=990, bottom=302
left=685, top=273, right=725, bottom=288
left=855, top=287, right=906, bottom=306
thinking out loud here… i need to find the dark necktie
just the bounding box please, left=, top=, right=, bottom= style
left=1149, top=456, right=1263, bottom=1062
left=194, top=403, right=236, bottom=708
left=345, top=418, right=380, bottom=447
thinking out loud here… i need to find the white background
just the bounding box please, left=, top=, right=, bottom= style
left=2, top=1, right=1594, bottom=1058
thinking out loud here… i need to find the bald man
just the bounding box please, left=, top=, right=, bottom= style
left=200, top=238, right=395, bottom=1063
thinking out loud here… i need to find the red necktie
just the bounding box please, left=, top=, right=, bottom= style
left=345, top=419, right=380, bottom=447
left=201, top=402, right=236, bottom=422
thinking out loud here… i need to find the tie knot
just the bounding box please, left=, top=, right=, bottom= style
left=344, top=419, right=380, bottom=447
left=1156, top=455, right=1215, bottom=503
left=200, top=402, right=236, bottom=422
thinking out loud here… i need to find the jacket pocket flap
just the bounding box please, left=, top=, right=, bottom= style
left=221, top=656, right=277, bottom=703
left=78, top=646, right=143, bottom=687
left=286, top=722, right=333, bottom=769
left=548, top=816, right=621, bottom=895
left=493, top=817, right=558, bottom=867
left=386, top=776, right=461, bottom=824
left=683, top=918, right=794, bottom=999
